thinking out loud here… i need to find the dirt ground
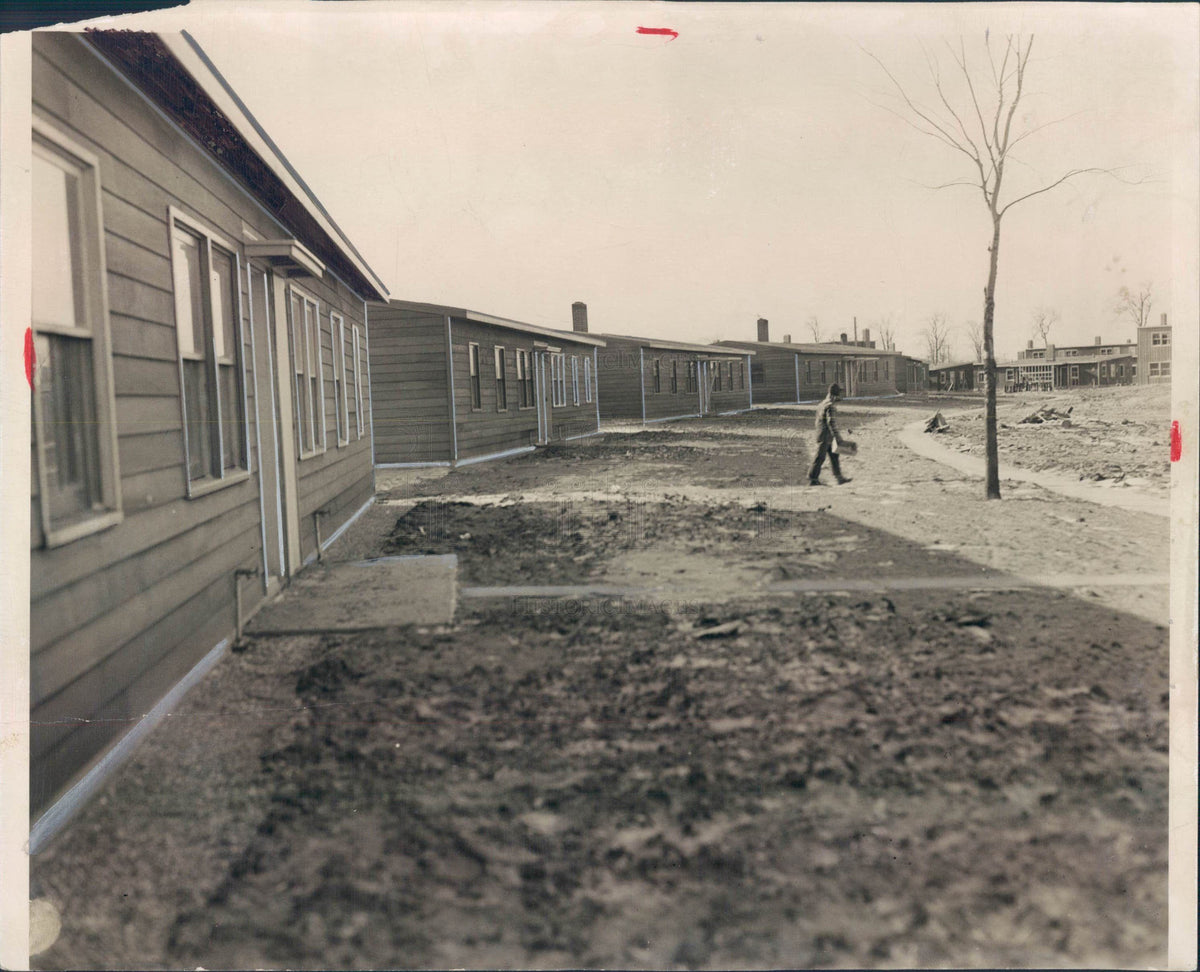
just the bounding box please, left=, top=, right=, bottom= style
left=30, top=389, right=1171, bottom=970
left=932, top=384, right=1172, bottom=497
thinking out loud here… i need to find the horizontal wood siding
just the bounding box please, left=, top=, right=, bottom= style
left=29, top=34, right=375, bottom=813
left=706, top=356, right=753, bottom=413
left=596, top=338, right=649, bottom=421
left=642, top=348, right=702, bottom=421
left=366, top=305, right=452, bottom=463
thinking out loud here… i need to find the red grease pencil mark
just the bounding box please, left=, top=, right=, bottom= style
left=1170, top=420, right=1181, bottom=462
left=637, top=26, right=679, bottom=41
left=25, top=327, right=35, bottom=389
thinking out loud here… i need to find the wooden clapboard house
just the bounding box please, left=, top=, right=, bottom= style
left=587, top=301, right=754, bottom=423
left=368, top=300, right=606, bottom=465
left=29, top=31, right=389, bottom=822
left=718, top=318, right=905, bottom=403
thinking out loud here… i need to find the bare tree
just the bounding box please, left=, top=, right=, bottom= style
left=964, top=319, right=985, bottom=361
left=1113, top=282, right=1153, bottom=330
left=1030, top=307, right=1060, bottom=347
left=922, top=312, right=953, bottom=363
left=874, top=313, right=898, bottom=351
left=805, top=315, right=823, bottom=343
left=867, top=35, right=1124, bottom=499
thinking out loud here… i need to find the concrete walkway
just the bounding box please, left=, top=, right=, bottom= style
left=898, top=416, right=1170, bottom=518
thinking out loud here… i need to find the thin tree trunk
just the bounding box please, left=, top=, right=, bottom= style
left=982, top=218, right=1002, bottom=499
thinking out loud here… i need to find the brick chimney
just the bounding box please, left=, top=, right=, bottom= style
left=571, top=301, right=588, bottom=333
left=1046, top=343, right=1056, bottom=360
left=840, top=333, right=848, bottom=344
left=1161, top=312, right=1168, bottom=326
left=1027, top=339, right=1033, bottom=349
left=782, top=333, right=792, bottom=343
left=1095, top=335, right=1102, bottom=345
left=757, top=317, right=769, bottom=342
left=862, top=328, right=871, bottom=345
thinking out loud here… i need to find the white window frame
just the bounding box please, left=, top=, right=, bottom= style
left=287, top=283, right=326, bottom=460
left=352, top=325, right=365, bottom=438
left=572, top=355, right=580, bottom=405
left=551, top=352, right=568, bottom=407
left=331, top=313, right=350, bottom=446
left=468, top=342, right=482, bottom=410
left=168, top=205, right=251, bottom=496
left=31, top=118, right=123, bottom=546
left=495, top=345, right=508, bottom=411
left=584, top=357, right=593, bottom=403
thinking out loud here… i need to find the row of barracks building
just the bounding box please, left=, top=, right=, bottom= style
left=21, top=29, right=974, bottom=837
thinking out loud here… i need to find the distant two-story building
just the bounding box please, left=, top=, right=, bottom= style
left=1136, top=313, right=1172, bottom=384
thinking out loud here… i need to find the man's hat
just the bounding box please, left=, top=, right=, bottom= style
left=828, top=383, right=842, bottom=397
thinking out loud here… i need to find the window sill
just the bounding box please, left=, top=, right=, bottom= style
left=42, top=509, right=124, bottom=549
left=187, top=469, right=251, bottom=498
left=298, top=448, right=328, bottom=462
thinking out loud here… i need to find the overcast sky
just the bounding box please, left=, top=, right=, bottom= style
left=97, top=1, right=1197, bottom=361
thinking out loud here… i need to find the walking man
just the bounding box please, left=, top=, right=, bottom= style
left=808, top=383, right=852, bottom=486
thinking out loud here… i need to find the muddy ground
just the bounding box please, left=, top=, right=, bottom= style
left=31, top=390, right=1171, bottom=969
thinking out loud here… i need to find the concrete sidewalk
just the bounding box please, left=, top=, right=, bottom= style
left=898, top=416, right=1170, bottom=518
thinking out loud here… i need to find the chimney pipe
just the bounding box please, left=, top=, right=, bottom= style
left=853, top=316, right=858, bottom=342
left=757, top=317, right=769, bottom=342
left=571, top=301, right=588, bottom=333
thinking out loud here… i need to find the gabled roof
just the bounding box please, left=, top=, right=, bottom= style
left=999, top=353, right=1137, bottom=368
left=715, top=339, right=899, bottom=357
left=929, top=360, right=981, bottom=372
left=386, top=300, right=608, bottom=347
left=84, top=30, right=389, bottom=302
left=600, top=334, right=754, bottom=357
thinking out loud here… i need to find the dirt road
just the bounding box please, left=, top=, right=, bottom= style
left=31, top=393, right=1170, bottom=969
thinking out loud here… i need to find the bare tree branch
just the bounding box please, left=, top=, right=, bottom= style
left=999, top=166, right=1112, bottom=216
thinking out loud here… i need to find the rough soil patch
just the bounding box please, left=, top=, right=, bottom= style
left=934, top=385, right=1171, bottom=490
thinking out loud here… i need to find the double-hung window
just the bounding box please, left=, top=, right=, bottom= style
left=524, top=351, right=535, bottom=407
left=169, top=208, right=248, bottom=491
left=468, top=343, right=482, bottom=409
left=352, top=325, right=365, bottom=438
left=670, top=360, right=678, bottom=394
left=584, top=357, right=593, bottom=403
left=31, top=120, right=122, bottom=544
left=653, top=359, right=661, bottom=394
left=287, top=285, right=324, bottom=458
left=515, top=350, right=528, bottom=407
left=571, top=356, right=580, bottom=405
left=495, top=346, right=508, bottom=411
left=331, top=313, right=350, bottom=446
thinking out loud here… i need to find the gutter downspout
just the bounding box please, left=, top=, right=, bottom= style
left=639, top=347, right=647, bottom=425
left=444, top=314, right=458, bottom=463
left=593, top=345, right=600, bottom=430
left=364, top=297, right=374, bottom=492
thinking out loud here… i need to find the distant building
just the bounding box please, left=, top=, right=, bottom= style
left=368, top=300, right=606, bottom=465
left=1018, top=336, right=1137, bottom=361
left=929, top=361, right=980, bottom=392
left=1136, top=313, right=1172, bottom=384
left=717, top=318, right=906, bottom=402
left=995, top=350, right=1136, bottom=392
